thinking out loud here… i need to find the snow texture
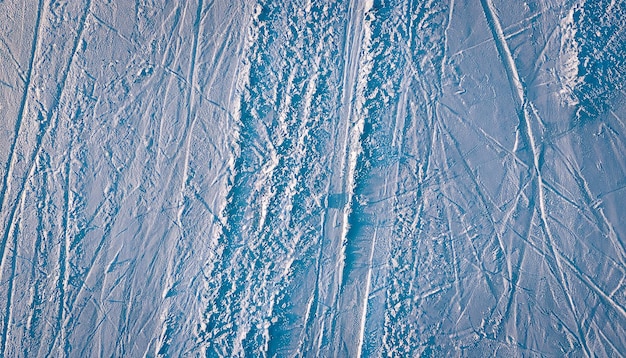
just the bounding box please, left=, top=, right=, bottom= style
left=0, top=0, right=625, bottom=356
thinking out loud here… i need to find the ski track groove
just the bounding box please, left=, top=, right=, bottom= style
left=439, top=115, right=512, bottom=284
left=1, top=0, right=92, bottom=317
left=0, top=0, right=45, bottom=215
left=322, top=1, right=373, bottom=354
left=261, top=35, right=327, bottom=356
left=298, top=0, right=357, bottom=351
left=0, top=194, right=27, bottom=358
left=481, top=0, right=595, bottom=355
left=23, top=153, right=51, bottom=357
left=0, top=5, right=46, bottom=340
left=437, top=111, right=526, bottom=341
left=381, top=0, right=449, bottom=353
left=55, top=135, right=73, bottom=357
left=157, top=1, right=204, bottom=352
left=195, top=2, right=265, bottom=354
left=341, top=0, right=428, bottom=353
left=437, top=125, right=503, bottom=337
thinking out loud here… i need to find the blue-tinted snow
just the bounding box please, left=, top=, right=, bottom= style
left=0, top=0, right=625, bottom=356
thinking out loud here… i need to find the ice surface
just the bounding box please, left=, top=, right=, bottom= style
left=0, top=0, right=625, bottom=356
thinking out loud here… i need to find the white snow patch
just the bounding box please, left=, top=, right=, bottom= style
left=557, top=3, right=583, bottom=106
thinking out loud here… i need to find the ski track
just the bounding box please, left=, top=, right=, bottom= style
left=0, top=0, right=625, bottom=356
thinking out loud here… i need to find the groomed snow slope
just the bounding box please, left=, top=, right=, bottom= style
left=0, top=0, right=625, bottom=356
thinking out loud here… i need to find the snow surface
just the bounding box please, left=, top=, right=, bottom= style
left=0, top=0, right=625, bottom=356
